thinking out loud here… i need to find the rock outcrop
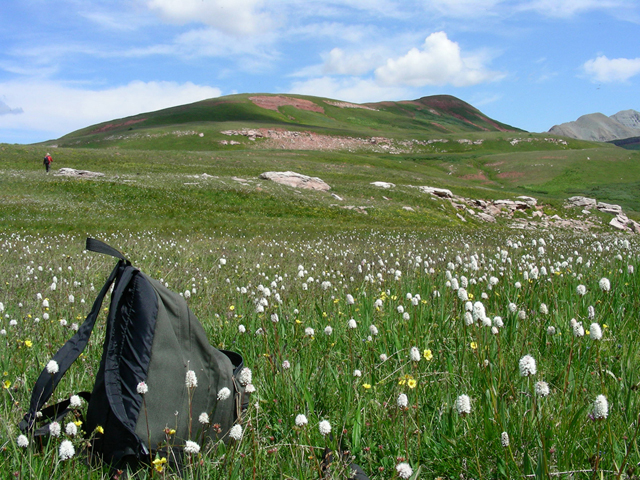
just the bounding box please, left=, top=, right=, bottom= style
left=259, top=171, right=330, bottom=191
left=54, top=168, right=104, bottom=178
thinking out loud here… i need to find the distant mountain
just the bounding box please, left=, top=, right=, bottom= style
left=54, top=93, right=522, bottom=149
left=549, top=110, right=640, bottom=142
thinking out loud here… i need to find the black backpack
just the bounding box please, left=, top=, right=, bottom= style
left=19, top=238, right=248, bottom=470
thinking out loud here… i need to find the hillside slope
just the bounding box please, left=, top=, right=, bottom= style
left=53, top=93, right=522, bottom=150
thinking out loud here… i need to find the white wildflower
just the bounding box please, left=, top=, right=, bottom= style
left=397, top=393, right=408, bottom=408
left=49, top=421, right=61, bottom=437
left=184, top=440, right=200, bottom=454
left=410, top=346, right=421, bottom=362
left=59, top=440, right=75, bottom=460
left=319, top=420, right=331, bottom=436
left=590, top=322, right=603, bottom=341
left=65, top=422, right=77, bottom=436
left=239, top=368, right=252, bottom=386
left=69, top=395, right=82, bottom=408
left=501, top=431, right=509, bottom=447
left=217, top=387, right=231, bottom=401
left=185, top=370, right=198, bottom=388
left=229, top=424, right=243, bottom=441
left=535, top=381, right=550, bottom=397
left=593, top=394, right=609, bottom=419
left=599, top=278, right=610, bottom=292
left=46, top=360, right=59, bottom=375
left=455, top=394, right=471, bottom=415
left=17, top=434, right=29, bottom=448
left=199, top=412, right=210, bottom=424
left=396, top=462, right=413, bottom=479
left=519, top=355, right=537, bottom=377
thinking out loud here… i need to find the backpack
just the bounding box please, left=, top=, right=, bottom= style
left=19, top=238, right=248, bottom=471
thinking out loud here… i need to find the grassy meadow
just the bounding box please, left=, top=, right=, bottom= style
left=2, top=117, right=640, bottom=479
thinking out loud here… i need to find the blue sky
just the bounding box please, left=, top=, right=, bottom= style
left=1, top=0, right=639, bottom=144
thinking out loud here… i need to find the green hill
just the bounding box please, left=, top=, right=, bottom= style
left=53, top=93, right=522, bottom=150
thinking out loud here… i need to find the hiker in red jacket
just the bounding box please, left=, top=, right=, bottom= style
left=43, top=153, right=52, bottom=173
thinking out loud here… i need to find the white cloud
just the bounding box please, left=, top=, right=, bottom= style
left=583, top=55, right=640, bottom=83
left=146, top=0, right=271, bottom=35
left=375, top=32, right=503, bottom=87
left=519, top=0, right=632, bottom=17
left=320, top=47, right=387, bottom=76
left=0, top=80, right=221, bottom=142
left=288, top=76, right=410, bottom=104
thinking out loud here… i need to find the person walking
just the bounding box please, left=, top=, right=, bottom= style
left=43, top=153, right=52, bottom=173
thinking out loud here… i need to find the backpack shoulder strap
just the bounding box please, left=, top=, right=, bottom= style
left=86, top=238, right=129, bottom=263
left=19, top=254, right=127, bottom=433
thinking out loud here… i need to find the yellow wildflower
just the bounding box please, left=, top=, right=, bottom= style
left=153, top=457, right=167, bottom=472
left=24, top=340, right=33, bottom=348
left=407, top=379, right=417, bottom=389
left=362, top=383, right=371, bottom=390
left=74, top=420, right=83, bottom=427
left=3, top=380, right=10, bottom=389
left=95, top=426, right=104, bottom=434
left=229, top=305, right=235, bottom=311
left=423, top=349, right=433, bottom=361
left=470, top=342, right=478, bottom=350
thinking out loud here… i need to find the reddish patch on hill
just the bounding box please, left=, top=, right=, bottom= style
left=497, top=172, right=524, bottom=179
left=91, top=118, right=146, bottom=134
left=249, top=96, right=324, bottom=113
left=461, top=172, right=488, bottom=181
left=430, top=122, right=451, bottom=132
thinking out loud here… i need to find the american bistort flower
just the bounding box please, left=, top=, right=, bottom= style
left=239, top=368, right=252, bottom=386
left=501, top=431, right=509, bottom=447
left=535, top=381, right=550, bottom=397
left=17, top=434, right=29, bottom=448
left=46, top=360, right=59, bottom=374
left=185, top=370, right=198, bottom=388
left=410, top=346, right=421, bottom=362
left=49, top=421, right=61, bottom=437
left=69, top=395, right=82, bottom=408
left=198, top=412, right=210, bottom=424
left=137, top=382, right=148, bottom=395
left=593, top=394, right=609, bottom=419
left=65, top=422, right=77, bottom=436
left=590, top=322, right=603, bottom=340
left=396, top=462, right=413, bottom=479
left=59, top=440, right=75, bottom=460
left=599, top=278, right=610, bottom=292
left=217, top=387, right=231, bottom=400
left=229, top=424, right=243, bottom=441
left=519, top=355, right=537, bottom=377
left=295, top=414, right=308, bottom=427
left=455, top=394, right=471, bottom=415
left=184, top=440, right=200, bottom=454
left=397, top=393, right=408, bottom=408
left=319, top=420, right=331, bottom=436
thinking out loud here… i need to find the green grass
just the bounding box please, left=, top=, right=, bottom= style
left=1, top=229, right=640, bottom=479
left=2, top=125, right=640, bottom=478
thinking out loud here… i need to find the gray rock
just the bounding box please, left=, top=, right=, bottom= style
left=259, top=171, right=330, bottom=191
left=417, top=186, right=453, bottom=198
left=517, top=195, right=537, bottom=206
left=567, top=196, right=597, bottom=208
left=610, top=215, right=629, bottom=231
left=476, top=212, right=496, bottom=223
left=370, top=181, right=395, bottom=189
left=597, top=202, right=623, bottom=215
left=54, top=168, right=104, bottom=178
